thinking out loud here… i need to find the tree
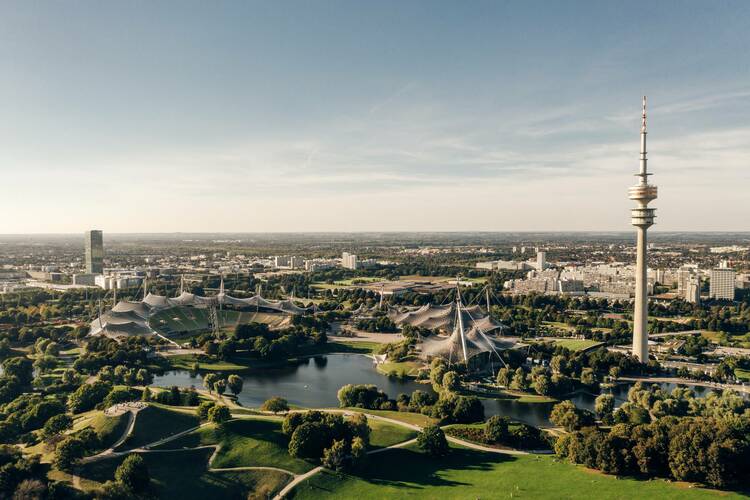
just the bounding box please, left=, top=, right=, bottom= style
left=533, top=374, right=551, bottom=396
left=485, top=415, right=510, bottom=443
left=322, top=439, right=348, bottom=471
left=141, top=387, right=152, bottom=402
left=12, top=479, right=46, bottom=500
left=261, top=397, right=289, bottom=414
left=550, top=400, right=581, bottom=432
left=288, top=421, right=329, bottom=459
left=42, top=414, right=72, bottom=441
left=196, top=401, right=216, bottom=420
left=208, top=405, right=231, bottom=428
left=417, top=425, right=449, bottom=458
left=135, top=368, right=152, bottom=386
left=511, top=368, right=528, bottom=391
left=441, top=371, right=460, bottom=393
left=496, top=367, right=512, bottom=387
left=203, top=373, right=218, bottom=393
left=452, top=396, right=484, bottom=423
left=53, top=437, right=84, bottom=471
left=550, top=355, right=568, bottom=375
left=3, top=357, right=33, bottom=385
left=227, top=374, right=243, bottom=397
left=580, top=368, right=598, bottom=387
left=214, top=379, right=227, bottom=397
left=68, top=381, right=112, bottom=413
left=430, top=359, right=448, bottom=392
left=347, top=412, right=370, bottom=446
left=115, top=454, right=150, bottom=494
left=594, top=394, right=615, bottom=418
left=350, top=436, right=367, bottom=470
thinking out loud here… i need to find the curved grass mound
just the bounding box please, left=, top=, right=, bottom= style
left=289, top=443, right=738, bottom=500
left=115, top=405, right=199, bottom=451
left=88, top=411, right=130, bottom=451
left=78, top=448, right=291, bottom=500
left=155, top=417, right=314, bottom=475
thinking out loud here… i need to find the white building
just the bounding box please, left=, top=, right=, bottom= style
left=72, top=273, right=98, bottom=286
left=710, top=263, right=736, bottom=300
left=342, top=252, right=358, bottom=270
left=536, top=251, right=547, bottom=271
left=685, top=276, right=701, bottom=304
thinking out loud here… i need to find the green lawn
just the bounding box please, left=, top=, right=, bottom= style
left=538, top=338, right=602, bottom=352
left=368, top=419, right=417, bottom=449
left=326, top=341, right=383, bottom=355
left=343, top=408, right=436, bottom=428
left=289, top=444, right=742, bottom=499
left=78, top=447, right=291, bottom=499
left=376, top=360, right=423, bottom=377
left=116, top=405, right=199, bottom=451
left=168, top=354, right=254, bottom=372
left=735, top=368, right=750, bottom=381
left=89, top=411, right=130, bottom=451
left=156, top=417, right=314, bottom=474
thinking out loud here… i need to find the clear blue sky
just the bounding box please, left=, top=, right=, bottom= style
left=1, top=1, right=748, bottom=233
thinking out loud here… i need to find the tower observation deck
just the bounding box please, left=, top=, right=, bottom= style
left=630, top=96, right=657, bottom=363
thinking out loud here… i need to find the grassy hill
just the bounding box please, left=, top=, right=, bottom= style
left=115, top=405, right=199, bottom=451
left=78, top=447, right=291, bottom=500
left=289, top=443, right=742, bottom=499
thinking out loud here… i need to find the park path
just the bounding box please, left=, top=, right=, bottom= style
left=77, top=404, right=532, bottom=499
left=80, top=406, right=141, bottom=464
left=271, top=408, right=532, bottom=499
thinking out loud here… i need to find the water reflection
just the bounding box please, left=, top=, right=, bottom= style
left=152, top=354, right=737, bottom=428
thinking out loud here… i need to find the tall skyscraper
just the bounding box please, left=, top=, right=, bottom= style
left=85, top=230, right=104, bottom=274
left=629, top=97, right=658, bottom=363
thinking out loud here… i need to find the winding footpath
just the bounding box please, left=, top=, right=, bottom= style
left=76, top=404, right=535, bottom=500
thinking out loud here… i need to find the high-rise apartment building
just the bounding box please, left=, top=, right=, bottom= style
left=710, top=262, right=736, bottom=300
left=536, top=251, right=547, bottom=271
left=685, top=276, right=701, bottom=304
left=85, top=230, right=104, bottom=274
left=342, top=252, right=358, bottom=270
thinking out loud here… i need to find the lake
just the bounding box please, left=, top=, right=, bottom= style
left=153, top=353, right=731, bottom=428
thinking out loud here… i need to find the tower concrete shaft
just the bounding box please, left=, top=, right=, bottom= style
left=629, top=96, right=657, bottom=363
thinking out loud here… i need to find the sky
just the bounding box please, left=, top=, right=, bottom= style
left=0, top=0, right=749, bottom=233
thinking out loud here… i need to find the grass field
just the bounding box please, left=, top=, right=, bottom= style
left=116, top=405, right=199, bottom=451
left=168, top=354, right=255, bottom=372
left=735, top=368, right=750, bottom=381
left=343, top=408, right=436, bottom=428
left=78, top=447, right=291, bottom=499
left=326, top=341, right=383, bottom=355
left=368, top=419, right=417, bottom=449
left=89, top=411, right=130, bottom=450
left=376, top=360, right=423, bottom=377
left=155, top=417, right=314, bottom=474
left=547, top=338, right=602, bottom=351
left=288, top=443, right=742, bottom=499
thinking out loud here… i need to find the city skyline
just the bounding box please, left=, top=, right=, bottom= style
left=1, top=1, right=749, bottom=233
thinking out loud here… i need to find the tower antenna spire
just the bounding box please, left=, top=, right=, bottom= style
left=629, top=96, right=658, bottom=363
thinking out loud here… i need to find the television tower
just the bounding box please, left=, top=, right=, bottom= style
left=629, top=96, right=657, bottom=363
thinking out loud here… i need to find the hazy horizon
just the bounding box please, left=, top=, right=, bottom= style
left=1, top=1, right=749, bottom=233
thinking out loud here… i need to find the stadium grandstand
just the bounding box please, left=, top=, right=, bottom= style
left=89, top=277, right=308, bottom=340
